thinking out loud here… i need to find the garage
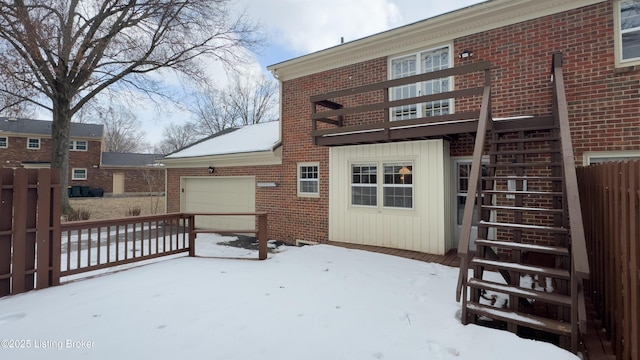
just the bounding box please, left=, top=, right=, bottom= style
left=181, top=176, right=256, bottom=231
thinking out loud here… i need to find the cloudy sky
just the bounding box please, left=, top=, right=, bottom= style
left=237, top=0, right=486, bottom=69
left=137, top=0, right=486, bottom=146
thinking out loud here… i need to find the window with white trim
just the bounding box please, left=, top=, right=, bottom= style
left=383, top=163, right=413, bottom=209
left=298, top=163, right=319, bottom=196
left=617, top=0, right=640, bottom=65
left=389, top=46, right=452, bottom=120
left=72, top=168, right=87, bottom=180
left=27, top=138, right=40, bottom=149
left=69, top=140, right=88, bottom=151
left=0, top=137, right=7, bottom=148
left=351, top=164, right=377, bottom=206
left=583, top=151, right=640, bottom=165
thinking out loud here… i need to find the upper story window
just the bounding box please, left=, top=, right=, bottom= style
left=617, top=0, right=640, bottom=65
left=298, top=162, right=319, bottom=197
left=69, top=140, right=88, bottom=151
left=27, top=138, right=40, bottom=149
left=389, top=45, right=452, bottom=120
left=0, top=136, right=7, bottom=148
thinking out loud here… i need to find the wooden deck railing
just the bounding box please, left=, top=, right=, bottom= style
left=455, top=67, right=492, bottom=302
left=310, top=61, right=491, bottom=146
left=60, top=213, right=192, bottom=277
left=551, top=52, right=590, bottom=348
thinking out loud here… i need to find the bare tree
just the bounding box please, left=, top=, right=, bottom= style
left=226, top=73, right=279, bottom=126
left=190, top=72, right=278, bottom=137
left=191, top=87, right=237, bottom=136
left=155, top=122, right=199, bottom=155
left=0, top=0, right=260, bottom=212
left=100, top=104, right=147, bottom=153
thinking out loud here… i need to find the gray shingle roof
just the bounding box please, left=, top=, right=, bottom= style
left=0, top=117, right=103, bottom=138
left=102, top=152, right=163, bottom=167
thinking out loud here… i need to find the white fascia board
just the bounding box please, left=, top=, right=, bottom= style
left=268, top=0, right=604, bottom=81
left=160, top=148, right=282, bottom=169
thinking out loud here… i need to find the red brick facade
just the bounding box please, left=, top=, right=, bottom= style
left=166, top=1, right=639, bottom=245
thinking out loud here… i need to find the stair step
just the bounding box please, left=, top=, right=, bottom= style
left=478, top=221, right=569, bottom=233
left=465, top=302, right=572, bottom=336
left=475, top=239, right=569, bottom=256
left=491, top=116, right=556, bottom=133
left=487, top=148, right=561, bottom=155
left=470, top=258, right=571, bottom=280
left=490, top=136, right=559, bottom=144
left=482, top=190, right=563, bottom=196
left=485, top=162, right=562, bottom=168
left=483, top=176, right=563, bottom=181
left=481, top=205, right=564, bottom=214
left=467, top=278, right=571, bottom=306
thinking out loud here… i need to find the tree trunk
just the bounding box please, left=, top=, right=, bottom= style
left=51, top=95, right=72, bottom=214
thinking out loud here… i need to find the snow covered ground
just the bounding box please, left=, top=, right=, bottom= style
left=0, top=237, right=578, bottom=360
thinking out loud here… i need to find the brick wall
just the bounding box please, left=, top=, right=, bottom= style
left=167, top=1, right=640, bottom=245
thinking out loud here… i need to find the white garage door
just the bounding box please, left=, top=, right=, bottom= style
left=181, top=176, right=256, bottom=231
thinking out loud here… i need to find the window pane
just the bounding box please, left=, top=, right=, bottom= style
left=76, top=141, right=88, bottom=150
left=621, top=1, right=640, bottom=30
left=0, top=137, right=6, bottom=147
left=383, top=187, right=413, bottom=208
left=351, top=164, right=377, bottom=206
left=352, top=186, right=377, bottom=206
left=623, top=30, right=640, bottom=59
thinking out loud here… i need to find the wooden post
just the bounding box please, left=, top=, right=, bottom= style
left=50, top=170, right=61, bottom=286
left=188, top=215, right=196, bottom=257
left=258, top=213, right=268, bottom=260
left=36, top=169, right=52, bottom=289
left=0, top=168, right=14, bottom=297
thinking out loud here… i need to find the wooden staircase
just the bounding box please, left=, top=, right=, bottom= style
left=456, top=53, right=590, bottom=353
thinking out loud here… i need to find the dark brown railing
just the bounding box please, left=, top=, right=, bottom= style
left=578, top=161, right=639, bottom=360
left=455, top=68, right=492, bottom=304
left=310, top=61, right=491, bottom=146
left=551, top=52, right=590, bottom=350
left=60, top=213, right=192, bottom=277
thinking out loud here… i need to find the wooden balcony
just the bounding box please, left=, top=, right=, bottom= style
left=310, top=61, right=491, bottom=146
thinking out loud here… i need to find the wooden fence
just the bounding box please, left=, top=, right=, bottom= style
left=1, top=168, right=269, bottom=298
left=0, top=168, right=61, bottom=297
left=577, top=161, right=640, bottom=360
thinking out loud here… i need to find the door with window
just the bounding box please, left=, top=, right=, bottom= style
left=452, top=159, right=491, bottom=251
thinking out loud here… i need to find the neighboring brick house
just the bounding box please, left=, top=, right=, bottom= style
left=0, top=117, right=164, bottom=196
left=163, top=0, right=640, bottom=250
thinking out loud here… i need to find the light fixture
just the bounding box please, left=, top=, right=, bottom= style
left=458, top=49, right=474, bottom=59
left=399, top=166, right=412, bottom=183
left=207, top=166, right=215, bottom=174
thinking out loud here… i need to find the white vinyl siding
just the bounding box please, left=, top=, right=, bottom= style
left=330, top=140, right=452, bottom=254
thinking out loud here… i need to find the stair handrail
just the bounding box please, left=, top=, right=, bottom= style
left=456, top=68, right=492, bottom=302
left=551, top=52, right=590, bottom=279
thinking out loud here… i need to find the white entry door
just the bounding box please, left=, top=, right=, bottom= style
left=452, top=159, right=491, bottom=251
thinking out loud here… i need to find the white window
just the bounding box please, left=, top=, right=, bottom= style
left=0, top=137, right=7, bottom=148
left=351, top=162, right=415, bottom=209
left=27, top=138, right=40, bottom=149
left=298, top=163, right=319, bottom=197
left=583, top=150, right=640, bottom=165
left=72, top=168, right=87, bottom=180
left=351, top=164, right=377, bottom=207
left=383, top=163, right=413, bottom=209
left=389, top=45, right=452, bottom=120
left=69, top=140, right=88, bottom=151
left=617, top=0, right=640, bottom=65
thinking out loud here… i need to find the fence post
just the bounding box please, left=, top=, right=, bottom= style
left=258, top=213, right=267, bottom=260
left=50, top=170, right=61, bottom=286
left=187, top=215, right=196, bottom=257
left=0, top=169, right=13, bottom=297
left=36, top=169, right=52, bottom=289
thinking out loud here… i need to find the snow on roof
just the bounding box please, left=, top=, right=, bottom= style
left=164, top=121, right=280, bottom=159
